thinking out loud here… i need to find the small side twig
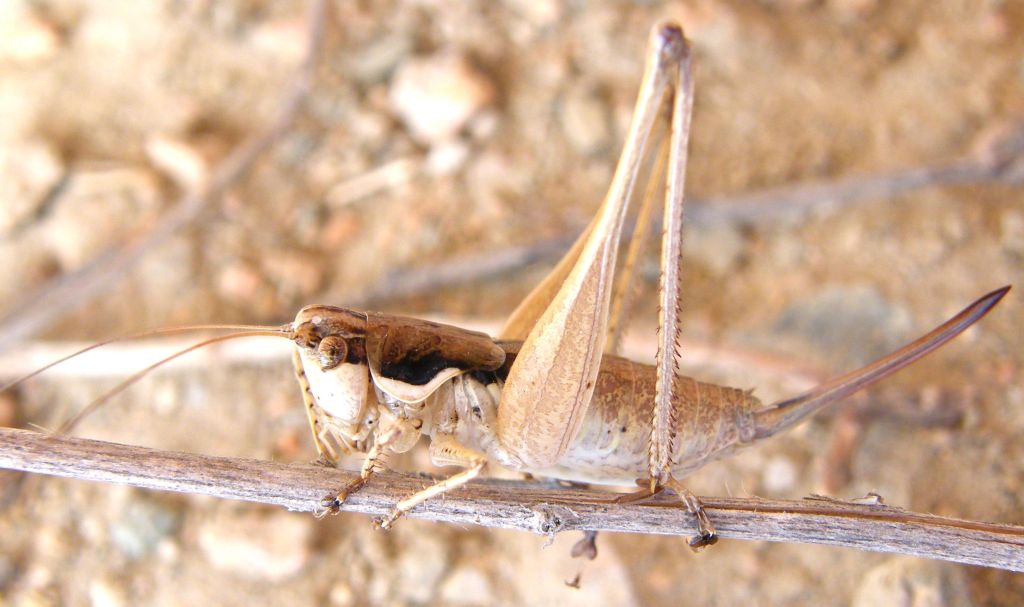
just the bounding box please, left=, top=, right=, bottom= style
left=1, top=427, right=1021, bottom=572
left=0, top=0, right=328, bottom=353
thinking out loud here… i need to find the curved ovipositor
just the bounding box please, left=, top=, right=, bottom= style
left=365, top=312, right=506, bottom=404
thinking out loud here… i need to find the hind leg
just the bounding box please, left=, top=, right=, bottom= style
left=666, top=479, right=717, bottom=550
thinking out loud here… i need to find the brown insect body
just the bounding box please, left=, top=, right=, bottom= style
left=436, top=341, right=762, bottom=486
left=292, top=283, right=1007, bottom=490
left=529, top=350, right=760, bottom=485
left=292, top=301, right=764, bottom=486
left=285, top=25, right=1009, bottom=535
left=13, top=23, right=1005, bottom=544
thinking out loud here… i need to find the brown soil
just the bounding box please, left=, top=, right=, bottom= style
left=0, top=1, right=1021, bottom=605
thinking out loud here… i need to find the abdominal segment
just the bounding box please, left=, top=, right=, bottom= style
left=453, top=347, right=764, bottom=486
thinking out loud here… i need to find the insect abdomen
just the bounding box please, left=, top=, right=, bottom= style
left=523, top=355, right=762, bottom=485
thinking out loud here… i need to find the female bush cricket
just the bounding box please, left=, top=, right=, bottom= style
left=5, top=22, right=1011, bottom=550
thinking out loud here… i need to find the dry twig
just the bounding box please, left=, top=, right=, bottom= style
left=689, top=121, right=1024, bottom=226
left=1, top=427, right=1021, bottom=572
left=347, top=120, right=1024, bottom=305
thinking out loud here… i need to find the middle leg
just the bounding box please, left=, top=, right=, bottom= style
left=376, top=433, right=487, bottom=529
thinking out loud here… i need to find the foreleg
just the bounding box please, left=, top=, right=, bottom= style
left=317, top=442, right=384, bottom=517
left=292, top=349, right=338, bottom=465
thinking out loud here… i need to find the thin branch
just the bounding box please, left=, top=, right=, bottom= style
left=0, top=0, right=328, bottom=353
left=347, top=120, right=1024, bottom=305
left=346, top=236, right=577, bottom=306
left=325, top=157, right=422, bottom=208
left=687, top=117, right=1024, bottom=226
left=1, top=427, right=1021, bottom=571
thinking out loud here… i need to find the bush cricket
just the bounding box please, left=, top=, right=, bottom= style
left=6, top=23, right=1010, bottom=550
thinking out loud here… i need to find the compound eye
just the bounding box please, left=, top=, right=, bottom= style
left=317, top=335, right=348, bottom=370
left=293, top=322, right=320, bottom=349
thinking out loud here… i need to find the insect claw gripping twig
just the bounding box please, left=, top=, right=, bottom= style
left=319, top=474, right=372, bottom=517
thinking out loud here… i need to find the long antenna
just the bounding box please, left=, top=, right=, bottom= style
left=56, top=330, right=293, bottom=435
left=0, top=323, right=292, bottom=394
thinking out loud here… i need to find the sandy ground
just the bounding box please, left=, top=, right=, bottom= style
left=0, top=1, right=1022, bottom=605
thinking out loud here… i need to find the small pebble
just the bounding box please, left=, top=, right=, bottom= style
left=320, top=211, right=361, bottom=249
left=827, top=0, right=879, bottom=19
left=468, top=108, right=499, bottom=140
left=0, top=553, right=14, bottom=588
left=247, top=18, right=308, bottom=63
left=351, top=34, right=410, bottom=84
left=24, top=563, right=53, bottom=592
left=1000, top=209, right=1024, bottom=255
left=75, top=4, right=162, bottom=55
left=395, top=528, right=450, bottom=603
left=0, top=10, right=59, bottom=62
left=852, top=557, right=970, bottom=607
left=773, top=285, right=912, bottom=367
left=216, top=262, right=265, bottom=302
left=156, top=538, right=180, bottom=563
left=0, top=141, right=63, bottom=235
left=390, top=53, right=495, bottom=145
left=426, top=141, right=470, bottom=175
left=684, top=222, right=746, bottom=275
left=762, top=455, right=798, bottom=494
left=44, top=168, right=160, bottom=271
left=89, top=577, right=127, bottom=607
left=329, top=582, right=356, bottom=607
left=976, top=7, right=1009, bottom=43
left=367, top=573, right=391, bottom=605
left=198, top=509, right=313, bottom=581
left=108, top=496, right=181, bottom=559
left=145, top=135, right=208, bottom=190
left=273, top=427, right=303, bottom=460
left=507, top=0, right=562, bottom=27
left=758, top=0, right=817, bottom=8
left=439, top=566, right=493, bottom=605
left=261, top=248, right=324, bottom=299
left=560, top=86, right=609, bottom=155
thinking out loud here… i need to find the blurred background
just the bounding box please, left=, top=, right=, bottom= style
left=0, top=1, right=1021, bottom=605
